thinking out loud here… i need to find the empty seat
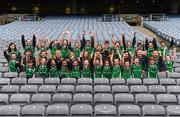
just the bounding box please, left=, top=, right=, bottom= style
left=0, top=94, right=9, bottom=104
left=110, top=78, right=125, bottom=85
left=130, top=85, right=148, bottom=94
left=169, top=72, right=180, bottom=79
left=38, top=85, right=56, bottom=93
left=28, top=78, right=44, bottom=85
left=135, top=94, right=155, bottom=105
left=44, top=78, right=60, bottom=85
left=94, top=78, right=109, bottom=85
left=21, top=105, right=45, bottom=116
left=31, top=93, right=51, bottom=105
left=167, top=105, right=180, bottom=116
left=20, top=85, right=38, bottom=94
left=3, top=72, right=18, bottom=78
left=11, top=77, right=27, bottom=85
left=115, top=93, right=134, bottom=105
left=127, top=78, right=142, bottom=85
left=0, top=78, right=10, bottom=86
left=9, top=93, right=30, bottom=105
left=94, top=93, right=113, bottom=104
left=142, top=105, right=165, bottom=116
left=70, top=104, right=93, bottom=116
left=57, top=85, right=74, bottom=94
left=176, top=79, right=180, bottom=85
left=118, top=105, right=141, bottom=116
left=19, top=72, right=26, bottom=78
left=143, top=78, right=159, bottom=85
left=112, top=85, right=129, bottom=94
left=52, top=93, right=72, bottom=104
left=77, top=78, right=92, bottom=85
left=0, top=105, right=20, bottom=116
left=73, top=93, right=92, bottom=104
left=61, top=78, right=76, bottom=85
left=94, top=85, right=111, bottom=93
left=157, top=94, right=177, bottom=105
left=167, top=86, right=180, bottom=94
left=46, top=104, right=69, bottom=116
left=148, top=85, right=166, bottom=94
left=160, top=78, right=176, bottom=86
left=75, top=85, right=93, bottom=93
left=95, top=104, right=117, bottom=116
left=1, top=85, right=19, bottom=94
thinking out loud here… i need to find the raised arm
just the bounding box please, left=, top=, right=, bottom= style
left=21, top=35, right=26, bottom=49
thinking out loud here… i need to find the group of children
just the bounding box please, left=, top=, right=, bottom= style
left=4, top=31, right=176, bottom=79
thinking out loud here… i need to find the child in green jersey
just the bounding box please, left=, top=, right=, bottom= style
left=111, top=58, right=121, bottom=78
left=8, top=53, right=19, bottom=72
left=26, top=60, right=36, bottom=78
left=48, top=59, right=58, bottom=78
left=37, top=58, right=48, bottom=78
left=165, top=55, right=174, bottom=72
left=102, top=59, right=112, bottom=78
left=122, top=61, right=132, bottom=79
left=71, top=59, right=80, bottom=78
left=93, top=53, right=103, bottom=78
left=61, top=39, right=70, bottom=59
left=82, top=60, right=91, bottom=78
left=148, top=57, right=158, bottom=78
left=132, top=58, right=142, bottom=78
left=60, top=59, right=70, bottom=78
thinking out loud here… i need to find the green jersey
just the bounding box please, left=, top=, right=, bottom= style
left=165, top=61, right=173, bottom=72
left=159, top=47, right=169, bottom=57
left=38, top=65, right=48, bottom=77
left=82, top=67, right=91, bottom=78
left=84, top=46, right=92, bottom=55
left=94, top=65, right=102, bottom=78
left=113, top=47, right=122, bottom=59
left=51, top=47, right=57, bottom=58
left=126, top=47, right=134, bottom=55
left=112, top=65, right=121, bottom=78
left=9, top=60, right=18, bottom=72
left=71, top=66, right=80, bottom=78
left=122, top=67, right=131, bottom=79
left=74, top=48, right=81, bottom=58
left=61, top=46, right=69, bottom=59
left=60, top=66, right=70, bottom=78
left=49, top=66, right=58, bottom=77
left=148, top=64, right=158, bottom=78
left=147, top=48, right=154, bottom=58
left=26, top=67, right=36, bottom=78
left=132, top=64, right=142, bottom=78
left=102, top=65, right=111, bottom=78
left=9, top=50, right=21, bottom=62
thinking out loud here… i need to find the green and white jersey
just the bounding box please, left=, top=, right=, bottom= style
left=51, top=47, right=57, bottom=58
left=147, top=48, right=154, bottom=58
left=122, top=67, right=131, bottom=79
left=132, top=64, right=142, bottom=78
left=158, top=47, right=169, bottom=57
left=148, top=64, right=158, bottom=78
left=37, top=65, right=48, bottom=77
left=84, top=46, right=92, bottom=55
left=71, top=66, right=80, bottom=78
left=94, top=65, right=102, bottom=78
left=60, top=66, right=70, bottom=78
left=49, top=66, right=58, bottom=77
left=82, top=67, right=91, bottom=78
left=74, top=48, right=81, bottom=58
left=165, top=61, right=173, bottom=72
left=9, top=60, right=18, bottom=72
left=112, top=65, right=121, bottom=78
left=102, top=65, right=111, bottom=78
left=26, top=67, right=36, bottom=78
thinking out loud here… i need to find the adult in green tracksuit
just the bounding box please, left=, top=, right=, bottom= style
left=122, top=61, right=131, bottom=79
left=47, top=59, right=58, bottom=78
left=132, top=58, right=142, bottom=79
left=148, top=58, right=158, bottom=78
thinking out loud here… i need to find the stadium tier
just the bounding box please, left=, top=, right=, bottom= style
left=0, top=15, right=180, bottom=116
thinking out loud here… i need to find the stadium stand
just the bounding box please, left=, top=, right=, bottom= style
left=0, top=16, right=179, bottom=116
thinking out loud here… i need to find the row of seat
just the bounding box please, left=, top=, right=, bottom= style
left=0, top=92, right=180, bottom=106
left=0, top=104, right=179, bottom=116
left=1, top=77, right=180, bottom=86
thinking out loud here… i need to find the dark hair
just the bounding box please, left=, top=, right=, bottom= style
left=8, top=43, right=17, bottom=52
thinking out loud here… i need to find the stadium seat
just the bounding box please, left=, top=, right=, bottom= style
left=46, top=104, right=69, bottom=116
left=31, top=93, right=51, bottom=105
left=20, top=85, right=38, bottom=94
left=0, top=105, right=21, bottom=116
left=167, top=105, right=180, bottom=116
left=95, top=104, right=117, bottom=116
left=94, top=93, right=113, bottom=104
left=115, top=93, right=134, bottom=105
left=52, top=93, right=72, bottom=104
left=0, top=94, right=9, bottom=105
left=118, top=105, right=141, bottom=116
left=73, top=93, right=93, bottom=104
left=11, top=77, right=27, bottom=85
left=70, top=104, right=93, bottom=116
left=142, top=105, right=165, bottom=116
left=9, top=94, right=30, bottom=105
left=57, top=85, right=75, bottom=94
left=75, top=85, right=93, bottom=93
left=21, top=105, right=45, bottom=116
